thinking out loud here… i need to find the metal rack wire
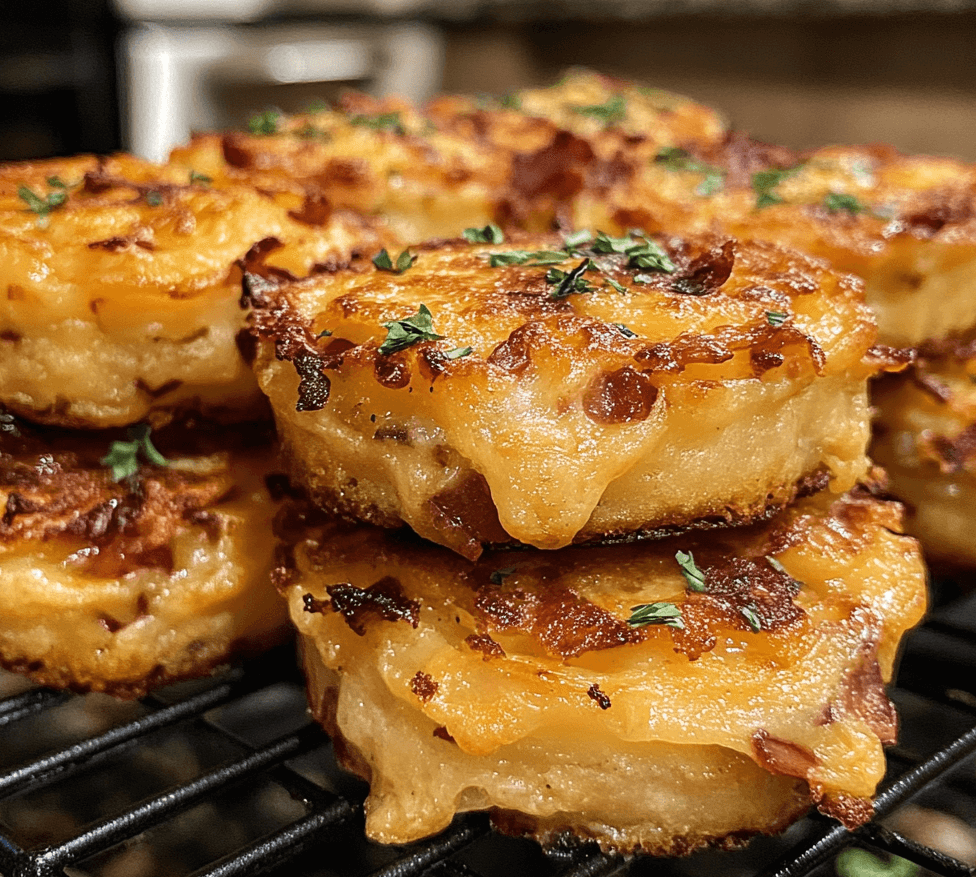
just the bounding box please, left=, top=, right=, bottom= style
left=0, top=590, right=974, bottom=877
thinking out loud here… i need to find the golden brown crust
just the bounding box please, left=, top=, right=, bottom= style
left=284, top=484, right=926, bottom=849
left=249, top=230, right=878, bottom=552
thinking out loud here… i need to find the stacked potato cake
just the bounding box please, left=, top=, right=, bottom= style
left=0, top=70, right=935, bottom=850
left=252, top=227, right=926, bottom=850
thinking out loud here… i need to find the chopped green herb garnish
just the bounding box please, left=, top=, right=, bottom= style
left=836, top=848, right=917, bottom=877
left=490, top=566, right=516, bottom=585
left=766, top=311, right=788, bottom=327
left=591, top=232, right=639, bottom=255
left=654, top=147, right=725, bottom=196
left=633, top=274, right=656, bottom=284
left=247, top=109, right=280, bottom=135
left=46, top=176, right=68, bottom=188
left=547, top=259, right=595, bottom=299
left=378, top=304, right=444, bottom=355
left=613, top=323, right=636, bottom=338
left=189, top=170, right=211, bottom=185
left=444, top=346, right=472, bottom=360
left=100, top=424, right=168, bottom=481
left=626, top=238, right=676, bottom=273
left=372, top=248, right=417, bottom=274
left=316, top=328, right=333, bottom=338
left=627, top=602, right=685, bottom=629
left=740, top=605, right=763, bottom=633
left=675, top=550, right=706, bottom=593
left=488, top=250, right=568, bottom=268
left=823, top=192, right=867, bottom=215
left=563, top=229, right=593, bottom=249
left=350, top=112, right=405, bottom=135
left=295, top=123, right=326, bottom=139
left=463, top=224, right=505, bottom=244
left=572, top=94, right=626, bottom=126
left=499, top=93, right=521, bottom=110
left=304, top=99, right=328, bottom=113
left=145, top=190, right=163, bottom=207
left=18, top=185, right=68, bottom=227
left=752, top=166, right=802, bottom=208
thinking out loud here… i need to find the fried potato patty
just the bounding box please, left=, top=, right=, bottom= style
left=574, top=138, right=976, bottom=348
left=248, top=230, right=885, bottom=554
left=279, top=480, right=926, bottom=852
left=0, top=153, right=384, bottom=428
left=870, top=334, right=976, bottom=567
left=0, top=414, right=290, bottom=696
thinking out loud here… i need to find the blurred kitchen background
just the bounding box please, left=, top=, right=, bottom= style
left=2, top=0, right=975, bottom=162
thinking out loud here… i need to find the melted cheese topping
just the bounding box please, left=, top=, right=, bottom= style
left=283, top=484, right=926, bottom=850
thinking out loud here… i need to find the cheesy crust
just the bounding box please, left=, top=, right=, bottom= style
left=0, top=153, right=385, bottom=427
left=248, top=231, right=882, bottom=554
left=0, top=415, right=290, bottom=696
left=279, top=482, right=926, bottom=852
left=870, top=335, right=976, bottom=567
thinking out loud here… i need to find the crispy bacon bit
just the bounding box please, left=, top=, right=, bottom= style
left=751, top=729, right=818, bottom=779
left=587, top=683, right=612, bottom=710
left=374, top=355, right=411, bottom=389
left=326, top=576, right=420, bottom=636
left=427, top=473, right=509, bottom=561
left=287, top=192, right=332, bottom=226
left=410, top=671, right=438, bottom=703
left=465, top=632, right=506, bottom=660
left=510, top=131, right=594, bottom=200
left=475, top=584, right=643, bottom=659
left=292, top=351, right=331, bottom=412
left=837, top=642, right=898, bottom=745
left=671, top=241, right=736, bottom=296
left=582, top=366, right=658, bottom=424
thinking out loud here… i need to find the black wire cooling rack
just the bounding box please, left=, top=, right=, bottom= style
left=1, top=586, right=975, bottom=877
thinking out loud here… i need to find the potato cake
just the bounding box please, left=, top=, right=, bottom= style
left=870, top=334, right=976, bottom=568
left=0, top=153, right=384, bottom=428
left=278, top=479, right=926, bottom=852
left=0, top=413, right=290, bottom=696
left=247, top=229, right=887, bottom=555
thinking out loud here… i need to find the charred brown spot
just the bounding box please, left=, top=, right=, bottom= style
left=373, top=424, right=409, bottom=443
left=432, top=726, right=456, bottom=743
left=98, top=615, right=125, bottom=633
left=292, top=351, right=331, bottom=412
left=751, top=729, right=818, bottom=780
left=510, top=130, right=594, bottom=200
left=324, top=157, right=368, bottom=187
left=221, top=134, right=253, bottom=169
left=928, top=423, right=976, bottom=473
left=902, top=192, right=974, bottom=235
left=326, top=576, right=420, bottom=636
left=475, top=584, right=643, bottom=659
left=465, top=632, right=506, bottom=660
left=671, top=241, right=736, bottom=296
left=909, top=368, right=953, bottom=403
left=427, top=473, right=510, bottom=561
left=750, top=323, right=826, bottom=377
left=837, top=641, right=897, bottom=745
left=410, top=671, right=438, bottom=703
left=3, top=492, right=38, bottom=526
left=287, top=192, right=332, bottom=226
left=636, top=332, right=734, bottom=375
left=487, top=322, right=547, bottom=374
left=374, top=354, right=411, bottom=389
left=865, top=344, right=913, bottom=373
left=184, top=508, right=223, bottom=542
left=582, top=366, right=658, bottom=425
left=815, top=793, right=874, bottom=830
left=587, top=683, right=612, bottom=710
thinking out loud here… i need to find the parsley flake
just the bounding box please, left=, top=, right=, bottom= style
left=654, top=147, right=725, bottom=196
left=18, top=185, right=67, bottom=227
left=488, top=250, right=568, bottom=268
left=766, top=311, right=788, bottom=327
left=378, top=304, right=444, bottom=355
left=563, top=229, right=593, bottom=249
left=463, top=224, right=505, bottom=244
left=247, top=109, right=280, bottom=136
left=740, top=604, right=763, bottom=633
left=350, top=112, right=405, bottom=135
left=372, top=248, right=417, bottom=274
left=627, top=602, right=685, bottom=630
left=100, top=424, right=168, bottom=481
left=145, top=190, right=163, bottom=207
left=547, top=259, right=595, bottom=299
left=752, top=166, right=802, bottom=209
left=613, top=323, right=637, bottom=338
left=46, top=176, right=68, bottom=188
left=675, top=550, right=706, bottom=593
left=490, top=566, right=517, bottom=585
left=499, top=93, right=521, bottom=110
left=188, top=170, right=212, bottom=185
left=316, top=328, right=333, bottom=338
left=444, top=346, right=472, bottom=360
left=572, top=94, right=626, bottom=126
left=823, top=192, right=867, bottom=215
